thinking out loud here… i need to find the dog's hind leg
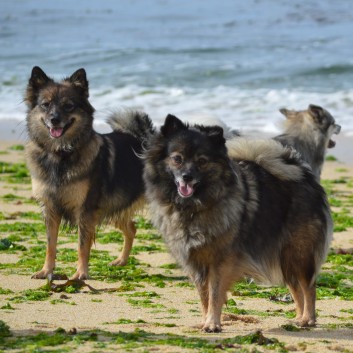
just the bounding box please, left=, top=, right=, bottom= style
left=287, top=282, right=304, bottom=322
left=110, top=219, right=136, bottom=266
left=297, top=278, right=316, bottom=327
left=282, top=240, right=318, bottom=327
left=32, top=211, right=61, bottom=279
left=287, top=274, right=316, bottom=327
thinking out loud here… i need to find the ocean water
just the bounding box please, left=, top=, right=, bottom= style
left=1, top=0, right=353, bottom=136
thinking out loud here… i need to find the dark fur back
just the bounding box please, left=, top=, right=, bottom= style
left=274, top=133, right=325, bottom=174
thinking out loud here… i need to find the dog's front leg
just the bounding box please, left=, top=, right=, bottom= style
left=32, top=212, right=61, bottom=279
left=194, top=278, right=209, bottom=327
left=72, top=216, right=97, bottom=280
left=202, top=269, right=226, bottom=333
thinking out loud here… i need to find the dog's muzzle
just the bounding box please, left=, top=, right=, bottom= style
left=45, top=118, right=74, bottom=139
left=328, top=123, right=341, bottom=148
left=176, top=174, right=199, bottom=198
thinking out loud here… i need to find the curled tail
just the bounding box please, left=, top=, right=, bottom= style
left=107, top=110, right=155, bottom=142
left=227, top=137, right=307, bottom=182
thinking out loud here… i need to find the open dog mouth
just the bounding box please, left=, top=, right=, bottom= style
left=46, top=119, right=74, bottom=138
left=176, top=180, right=199, bottom=198
left=328, top=124, right=341, bottom=149
left=328, top=139, right=336, bottom=148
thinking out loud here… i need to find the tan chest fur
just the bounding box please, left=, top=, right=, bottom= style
left=31, top=177, right=89, bottom=219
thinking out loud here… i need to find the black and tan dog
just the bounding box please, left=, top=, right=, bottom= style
left=143, top=114, right=332, bottom=332
left=25, top=66, right=154, bottom=280
left=274, top=104, right=341, bottom=181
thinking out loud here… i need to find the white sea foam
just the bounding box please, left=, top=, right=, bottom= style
left=1, top=85, right=353, bottom=136
left=91, top=85, right=353, bottom=136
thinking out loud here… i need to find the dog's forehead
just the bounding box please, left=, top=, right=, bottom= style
left=38, top=83, right=77, bottom=102
left=325, top=111, right=335, bottom=124
left=167, top=131, right=212, bottom=157
left=319, top=110, right=336, bottom=127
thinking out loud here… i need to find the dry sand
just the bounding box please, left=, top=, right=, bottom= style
left=0, top=130, right=352, bottom=352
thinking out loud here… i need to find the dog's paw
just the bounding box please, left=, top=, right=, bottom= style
left=71, top=271, right=89, bottom=280
left=31, top=269, right=52, bottom=279
left=202, top=323, right=222, bottom=333
left=109, top=257, right=128, bottom=266
left=295, top=317, right=316, bottom=327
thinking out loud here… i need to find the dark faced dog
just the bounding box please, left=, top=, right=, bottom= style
left=143, top=114, right=332, bottom=332
left=274, top=104, right=340, bottom=180
left=25, top=66, right=154, bottom=279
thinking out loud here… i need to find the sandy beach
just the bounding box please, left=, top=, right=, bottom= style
left=0, top=126, right=352, bottom=352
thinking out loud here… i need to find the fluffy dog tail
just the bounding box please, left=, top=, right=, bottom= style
left=227, top=137, right=307, bottom=182
left=108, top=110, right=155, bottom=142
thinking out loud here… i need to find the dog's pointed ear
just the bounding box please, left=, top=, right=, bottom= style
left=26, top=66, right=53, bottom=109
left=308, top=104, right=324, bottom=123
left=161, top=114, right=188, bottom=137
left=68, top=68, right=89, bottom=97
left=279, top=107, right=302, bottom=120
left=201, top=125, right=226, bottom=146
left=279, top=108, right=294, bottom=119
left=29, top=66, right=52, bottom=88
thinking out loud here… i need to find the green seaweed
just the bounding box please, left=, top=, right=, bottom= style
left=129, top=291, right=160, bottom=298
left=0, top=161, right=30, bottom=184
left=0, top=320, right=11, bottom=338
left=9, top=289, right=51, bottom=303
left=0, top=238, right=27, bottom=251
left=127, top=298, right=165, bottom=309
left=231, top=279, right=290, bottom=299
left=160, top=263, right=179, bottom=269
left=106, top=318, right=147, bottom=325
left=0, top=287, right=13, bottom=295
left=0, top=325, right=288, bottom=352
left=0, top=303, right=15, bottom=310
left=326, top=252, right=353, bottom=266
left=325, top=155, right=338, bottom=161
left=96, top=231, right=123, bottom=244
left=130, top=243, right=163, bottom=254
left=8, top=145, right=25, bottom=151
left=134, top=216, right=154, bottom=229
left=0, top=222, right=46, bottom=235
left=222, top=330, right=287, bottom=352
left=332, top=209, right=353, bottom=232
left=281, top=324, right=301, bottom=332
left=316, top=272, right=353, bottom=300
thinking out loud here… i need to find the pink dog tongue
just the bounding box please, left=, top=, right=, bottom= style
left=178, top=181, right=194, bottom=197
left=50, top=127, right=64, bottom=138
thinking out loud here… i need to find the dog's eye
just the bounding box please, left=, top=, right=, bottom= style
left=197, top=157, right=208, bottom=166
left=40, top=102, right=50, bottom=111
left=171, top=155, right=183, bottom=166
left=63, top=103, right=75, bottom=112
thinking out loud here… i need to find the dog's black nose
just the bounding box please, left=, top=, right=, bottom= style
left=182, top=173, right=193, bottom=182
left=50, top=116, right=60, bottom=126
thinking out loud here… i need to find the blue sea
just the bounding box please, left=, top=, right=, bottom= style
left=1, top=0, right=353, bottom=136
